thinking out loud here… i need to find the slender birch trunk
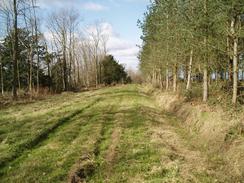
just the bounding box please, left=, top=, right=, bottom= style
left=203, top=0, right=208, bottom=102
left=173, top=64, right=177, bottom=92
left=13, top=0, right=18, bottom=99
left=232, top=21, right=238, bottom=104
left=203, top=66, right=208, bottom=102
left=203, top=38, right=208, bottom=102
left=17, top=60, right=21, bottom=90
left=62, top=32, right=68, bottom=91
left=0, top=57, right=3, bottom=96
left=186, top=49, right=193, bottom=90
left=159, top=69, right=163, bottom=89
left=31, top=0, right=40, bottom=93
left=230, top=16, right=239, bottom=105
left=28, top=46, right=33, bottom=93
left=166, top=63, right=169, bottom=91
left=227, top=36, right=233, bottom=83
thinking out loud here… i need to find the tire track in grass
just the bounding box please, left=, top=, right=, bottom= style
left=0, top=89, right=126, bottom=176
left=0, top=97, right=102, bottom=171
left=69, top=108, right=115, bottom=183
left=0, top=91, right=102, bottom=148
left=0, top=93, right=108, bottom=151
left=105, top=127, right=121, bottom=164
left=1, top=86, right=141, bottom=182
left=69, top=96, right=124, bottom=183
left=87, top=89, right=171, bottom=182
left=85, top=92, right=143, bottom=182
left=0, top=98, right=106, bottom=183
left=101, top=94, right=134, bottom=181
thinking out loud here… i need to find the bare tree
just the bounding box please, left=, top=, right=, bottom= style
left=47, top=8, right=79, bottom=91
left=85, top=22, right=109, bottom=87
left=12, top=0, right=18, bottom=98
left=89, top=23, right=101, bottom=87
left=0, top=54, right=3, bottom=96
left=31, top=0, right=40, bottom=93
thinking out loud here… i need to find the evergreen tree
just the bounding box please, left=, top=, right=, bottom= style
left=139, top=0, right=244, bottom=104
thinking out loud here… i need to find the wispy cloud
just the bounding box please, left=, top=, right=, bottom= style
left=85, top=22, right=139, bottom=70
left=38, top=0, right=108, bottom=12
left=82, top=2, right=108, bottom=11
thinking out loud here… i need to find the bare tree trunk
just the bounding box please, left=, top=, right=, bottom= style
left=63, top=55, right=68, bottom=91
left=98, top=62, right=101, bottom=85
left=224, top=69, right=226, bottom=80
left=85, top=62, right=89, bottom=88
left=203, top=65, right=208, bottom=102
left=31, top=0, right=40, bottom=93
left=62, top=32, right=68, bottom=91
left=203, top=44, right=208, bottom=102
left=47, top=62, right=51, bottom=91
left=77, top=59, right=80, bottom=84
left=232, top=29, right=238, bottom=104
left=36, top=46, right=40, bottom=93
left=0, top=58, right=4, bottom=96
left=17, top=59, right=21, bottom=91
left=152, top=69, right=155, bottom=86
left=227, top=36, right=233, bottom=83
left=84, top=54, right=90, bottom=88
left=165, top=13, right=169, bottom=91
left=173, top=64, right=177, bottom=92
left=69, top=55, right=72, bottom=86
left=215, top=70, right=218, bottom=84
left=72, top=47, right=76, bottom=86
left=159, top=69, right=163, bottom=89
left=86, top=71, right=90, bottom=88
left=95, top=58, right=98, bottom=88
left=68, top=30, right=73, bottom=87
left=166, top=63, right=169, bottom=91
left=28, top=47, right=33, bottom=93
left=186, top=49, right=193, bottom=90
left=153, top=68, right=157, bottom=87
left=13, top=0, right=18, bottom=99
left=203, top=0, right=208, bottom=102
left=230, top=16, right=239, bottom=105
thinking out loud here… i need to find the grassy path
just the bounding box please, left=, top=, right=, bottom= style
left=0, top=85, right=222, bottom=182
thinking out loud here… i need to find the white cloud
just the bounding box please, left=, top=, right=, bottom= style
left=38, top=0, right=76, bottom=9
left=38, top=0, right=108, bottom=12
left=108, top=0, right=150, bottom=6
left=45, top=21, right=139, bottom=70
left=85, top=22, right=139, bottom=70
left=43, top=31, right=53, bottom=42
left=82, top=2, right=108, bottom=11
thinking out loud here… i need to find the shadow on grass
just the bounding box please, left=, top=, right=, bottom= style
left=69, top=105, right=116, bottom=183
left=0, top=97, right=102, bottom=171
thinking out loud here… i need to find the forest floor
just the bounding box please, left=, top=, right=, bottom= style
left=0, top=85, right=228, bottom=182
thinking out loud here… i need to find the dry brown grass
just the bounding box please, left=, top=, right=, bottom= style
left=142, top=84, right=244, bottom=182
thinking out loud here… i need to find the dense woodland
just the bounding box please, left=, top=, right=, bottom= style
left=139, top=0, right=244, bottom=105
left=0, top=0, right=129, bottom=98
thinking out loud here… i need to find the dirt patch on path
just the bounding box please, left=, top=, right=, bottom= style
left=68, top=154, right=96, bottom=183
left=105, top=127, right=121, bottom=164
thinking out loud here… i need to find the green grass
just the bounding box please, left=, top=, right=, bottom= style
left=0, top=85, right=223, bottom=182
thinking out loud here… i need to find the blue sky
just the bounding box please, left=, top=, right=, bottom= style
left=38, top=0, right=150, bottom=70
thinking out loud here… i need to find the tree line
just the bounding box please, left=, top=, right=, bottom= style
left=139, top=0, right=244, bottom=105
left=0, top=0, right=129, bottom=99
